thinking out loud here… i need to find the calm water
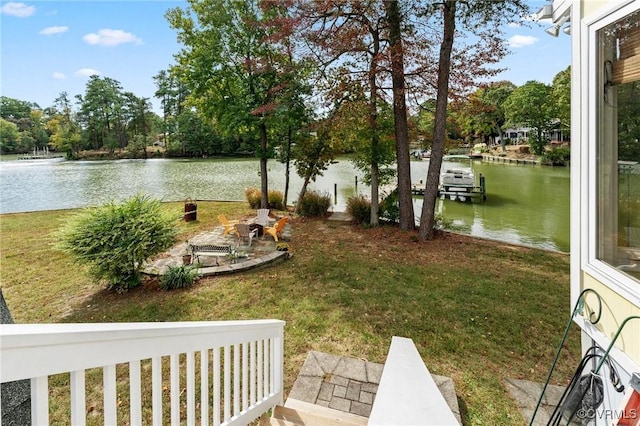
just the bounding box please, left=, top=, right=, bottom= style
left=0, top=157, right=570, bottom=251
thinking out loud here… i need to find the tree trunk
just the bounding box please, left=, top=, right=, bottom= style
left=284, top=126, right=292, bottom=208
left=498, top=125, right=505, bottom=152
left=386, top=0, right=414, bottom=231
left=419, top=0, right=456, bottom=240
left=296, top=175, right=311, bottom=214
left=369, top=34, right=380, bottom=226
left=259, top=121, right=269, bottom=208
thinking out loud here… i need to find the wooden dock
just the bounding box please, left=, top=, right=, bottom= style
left=481, top=154, right=539, bottom=165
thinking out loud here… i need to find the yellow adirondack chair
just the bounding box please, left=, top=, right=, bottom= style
left=264, top=216, right=288, bottom=242
left=218, top=214, right=239, bottom=237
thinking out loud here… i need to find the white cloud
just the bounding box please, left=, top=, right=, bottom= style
left=1, top=2, right=35, bottom=17
left=75, top=68, right=101, bottom=78
left=39, top=26, right=68, bottom=36
left=52, top=72, right=66, bottom=80
left=83, top=29, right=142, bottom=47
left=508, top=34, right=538, bottom=48
left=508, top=22, right=521, bottom=28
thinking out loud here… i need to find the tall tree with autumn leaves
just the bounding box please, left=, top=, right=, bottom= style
left=166, top=0, right=305, bottom=208
left=417, top=0, right=529, bottom=240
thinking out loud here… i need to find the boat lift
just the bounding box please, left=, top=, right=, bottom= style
left=411, top=155, right=487, bottom=202
left=411, top=176, right=486, bottom=202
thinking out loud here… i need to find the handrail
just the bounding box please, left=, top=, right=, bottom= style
left=1, top=320, right=285, bottom=425
left=528, top=288, right=603, bottom=425
left=368, top=336, right=459, bottom=425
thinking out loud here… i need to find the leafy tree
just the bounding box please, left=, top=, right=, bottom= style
left=0, top=96, right=46, bottom=153
left=153, top=69, right=189, bottom=153
left=46, top=92, right=84, bottom=157
left=386, top=0, right=415, bottom=231
left=56, top=195, right=178, bottom=290
left=174, top=110, right=220, bottom=157
left=167, top=0, right=299, bottom=208
left=299, top=0, right=398, bottom=226
left=0, top=118, right=20, bottom=153
left=0, top=96, right=36, bottom=121
left=293, top=122, right=335, bottom=212
left=417, top=0, right=529, bottom=241
left=76, top=76, right=126, bottom=151
left=457, top=81, right=515, bottom=150
left=503, top=80, right=555, bottom=155
left=551, top=66, right=571, bottom=140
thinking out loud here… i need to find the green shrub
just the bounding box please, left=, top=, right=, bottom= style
left=245, top=187, right=261, bottom=209
left=297, top=191, right=331, bottom=217
left=56, top=195, right=178, bottom=290
left=346, top=195, right=371, bottom=225
left=160, top=265, right=200, bottom=290
left=543, top=146, right=571, bottom=166
left=246, top=188, right=285, bottom=210
left=380, top=190, right=400, bottom=223
left=268, top=190, right=284, bottom=210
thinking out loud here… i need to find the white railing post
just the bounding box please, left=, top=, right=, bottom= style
left=213, top=346, right=220, bottom=426
left=233, top=344, right=240, bottom=416
left=257, top=340, right=263, bottom=402
left=70, top=370, right=86, bottom=426
left=31, top=376, right=48, bottom=425
left=152, top=356, right=162, bottom=426
left=103, top=364, right=117, bottom=425
left=170, top=354, right=180, bottom=426
left=223, top=345, right=230, bottom=420
left=129, top=361, right=142, bottom=426
left=187, top=351, right=195, bottom=426
left=200, top=349, right=209, bottom=426
left=242, top=343, right=248, bottom=411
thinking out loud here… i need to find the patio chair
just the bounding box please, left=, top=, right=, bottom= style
left=234, top=223, right=257, bottom=247
left=264, top=216, right=289, bottom=242
left=254, top=208, right=271, bottom=227
left=218, top=214, right=239, bottom=237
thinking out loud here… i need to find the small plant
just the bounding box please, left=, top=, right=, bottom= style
left=542, top=146, right=571, bottom=166
left=296, top=191, right=331, bottom=217
left=276, top=242, right=289, bottom=251
left=245, top=187, right=261, bottom=209
left=159, top=265, right=199, bottom=290
left=246, top=188, right=285, bottom=210
left=346, top=195, right=371, bottom=225
left=268, top=190, right=284, bottom=210
left=379, top=189, right=400, bottom=223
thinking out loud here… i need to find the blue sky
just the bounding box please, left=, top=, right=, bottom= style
left=1, top=1, right=571, bottom=114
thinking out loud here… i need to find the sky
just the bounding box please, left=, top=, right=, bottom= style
left=0, top=1, right=572, bottom=115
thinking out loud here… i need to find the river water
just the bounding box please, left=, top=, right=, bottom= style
left=0, top=156, right=570, bottom=252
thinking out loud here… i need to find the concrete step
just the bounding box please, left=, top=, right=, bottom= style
left=260, top=400, right=369, bottom=426
left=258, top=414, right=298, bottom=426
left=279, top=398, right=368, bottom=425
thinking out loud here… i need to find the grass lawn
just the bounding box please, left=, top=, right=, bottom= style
left=0, top=201, right=579, bottom=425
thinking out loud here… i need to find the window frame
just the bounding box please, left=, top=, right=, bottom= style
left=583, top=0, right=640, bottom=304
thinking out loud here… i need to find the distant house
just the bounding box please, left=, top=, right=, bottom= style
left=498, top=122, right=569, bottom=145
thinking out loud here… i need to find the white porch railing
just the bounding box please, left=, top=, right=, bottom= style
left=0, top=319, right=285, bottom=425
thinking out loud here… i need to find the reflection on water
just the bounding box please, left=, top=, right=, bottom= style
left=0, top=157, right=570, bottom=251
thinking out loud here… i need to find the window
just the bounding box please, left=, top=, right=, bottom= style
left=595, top=5, right=640, bottom=281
